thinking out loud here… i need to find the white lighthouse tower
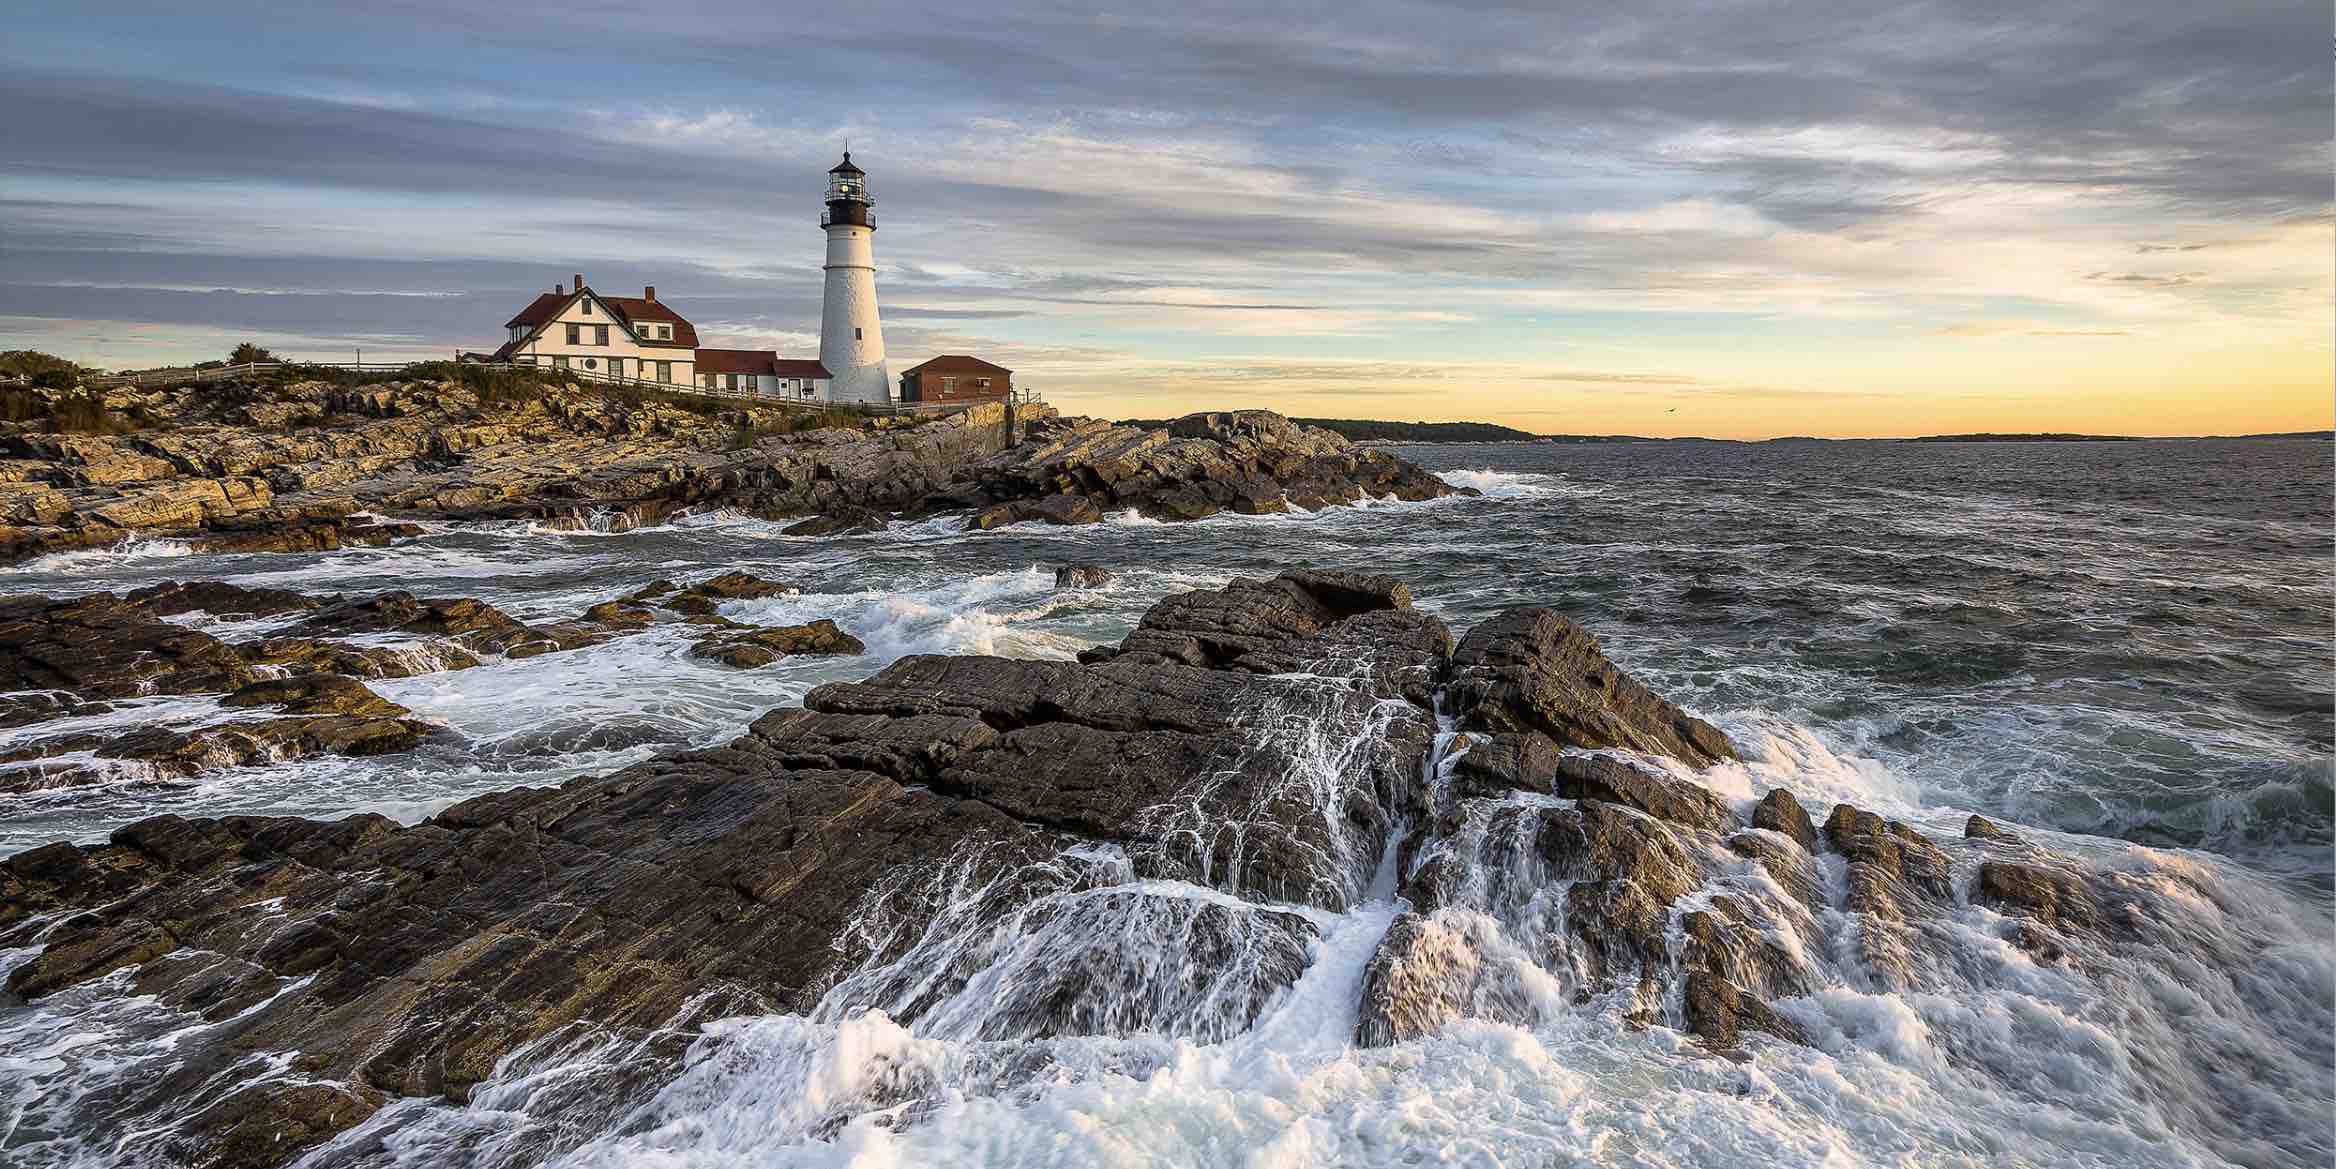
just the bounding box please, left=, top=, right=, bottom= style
left=817, top=152, right=890, bottom=405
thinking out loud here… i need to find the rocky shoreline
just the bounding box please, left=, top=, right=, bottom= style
left=0, top=373, right=1457, bottom=562
left=0, top=568, right=2199, bottom=1167
left=0, top=571, right=863, bottom=792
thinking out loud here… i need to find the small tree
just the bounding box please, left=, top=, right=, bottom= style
left=28, top=367, right=78, bottom=390
left=229, top=342, right=275, bottom=365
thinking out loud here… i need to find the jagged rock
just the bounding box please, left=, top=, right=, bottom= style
left=238, top=636, right=482, bottom=679
left=1727, top=830, right=1822, bottom=905
left=0, top=591, right=257, bottom=698
left=661, top=593, right=719, bottom=617
left=928, top=409, right=1449, bottom=532
left=581, top=600, right=655, bottom=628
left=969, top=492, right=1103, bottom=530
left=0, top=569, right=2229, bottom=1165
left=1447, top=737, right=1728, bottom=830
left=1446, top=608, right=1738, bottom=767
left=1751, top=788, right=1819, bottom=852
left=1975, top=860, right=2097, bottom=931
left=0, top=374, right=1446, bottom=564
left=1355, top=912, right=1492, bottom=1045
left=780, top=505, right=887, bottom=536
left=690, top=570, right=795, bottom=600
left=285, top=590, right=604, bottom=657
left=0, top=570, right=1443, bottom=1163
left=1966, top=813, right=2016, bottom=841
left=689, top=619, right=866, bottom=668
left=220, top=674, right=409, bottom=718
left=1682, top=968, right=1805, bottom=1051
left=1054, top=563, right=1115, bottom=589
left=126, top=579, right=325, bottom=619
left=97, top=714, right=431, bottom=778
left=1822, top=803, right=1955, bottom=989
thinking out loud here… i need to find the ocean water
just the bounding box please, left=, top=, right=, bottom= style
left=0, top=437, right=2327, bottom=1167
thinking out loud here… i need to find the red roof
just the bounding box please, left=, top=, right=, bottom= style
left=503, top=292, right=567, bottom=330
left=696, top=350, right=832, bottom=378
left=900, top=354, right=1012, bottom=377
left=695, top=348, right=771, bottom=375
left=601, top=296, right=697, bottom=348
left=498, top=286, right=698, bottom=350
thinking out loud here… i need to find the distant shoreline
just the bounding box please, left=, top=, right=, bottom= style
left=1341, top=427, right=2333, bottom=446
left=1141, top=416, right=2332, bottom=445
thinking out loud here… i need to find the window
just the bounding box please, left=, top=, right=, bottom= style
left=725, top=374, right=739, bottom=390
left=566, top=324, right=580, bottom=344
left=608, top=358, right=625, bottom=379
left=552, top=356, right=569, bottom=368
left=583, top=357, right=598, bottom=370
left=975, top=378, right=990, bottom=389
left=655, top=361, right=671, bottom=383
left=580, top=300, right=592, bottom=315
left=941, top=376, right=957, bottom=394
left=854, top=327, right=863, bottom=340
left=702, top=374, right=715, bottom=388
left=594, top=325, right=608, bottom=346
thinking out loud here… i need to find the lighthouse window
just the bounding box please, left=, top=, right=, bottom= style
left=855, top=328, right=863, bottom=340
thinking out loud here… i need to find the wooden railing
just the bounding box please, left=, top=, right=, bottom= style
left=80, top=360, right=1041, bottom=419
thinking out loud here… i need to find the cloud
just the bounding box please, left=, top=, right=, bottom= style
left=0, top=0, right=2325, bottom=433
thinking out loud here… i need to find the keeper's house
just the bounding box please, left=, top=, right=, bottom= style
left=490, top=274, right=830, bottom=399
left=897, top=355, right=1011, bottom=404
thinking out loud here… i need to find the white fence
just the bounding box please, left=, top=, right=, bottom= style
left=78, top=360, right=1039, bottom=418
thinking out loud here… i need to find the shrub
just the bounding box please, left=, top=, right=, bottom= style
left=0, top=350, right=87, bottom=384
left=0, top=389, right=140, bottom=434
left=229, top=342, right=275, bottom=365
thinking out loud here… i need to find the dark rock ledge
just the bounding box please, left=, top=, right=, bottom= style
left=0, top=569, right=2173, bottom=1167
left=0, top=367, right=1463, bottom=561
left=0, top=571, right=862, bottom=791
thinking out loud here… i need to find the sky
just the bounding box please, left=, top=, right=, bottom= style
left=2, top=1, right=2328, bottom=438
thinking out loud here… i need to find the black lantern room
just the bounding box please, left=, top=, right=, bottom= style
left=823, top=152, right=873, bottom=229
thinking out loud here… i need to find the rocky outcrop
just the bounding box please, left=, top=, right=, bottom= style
left=928, top=409, right=1458, bottom=531
left=0, top=570, right=863, bottom=792
left=0, top=569, right=2183, bottom=1167
left=1446, top=607, right=1738, bottom=766
left=0, top=569, right=1449, bottom=1163
left=689, top=619, right=865, bottom=668
left=1054, top=564, right=1114, bottom=589
left=0, top=375, right=1459, bottom=561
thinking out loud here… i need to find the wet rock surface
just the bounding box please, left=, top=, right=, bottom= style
left=0, top=570, right=861, bottom=790
left=932, top=409, right=1452, bottom=531
left=0, top=569, right=2267, bottom=1166
left=689, top=618, right=866, bottom=668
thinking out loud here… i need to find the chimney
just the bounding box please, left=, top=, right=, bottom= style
left=573, top=273, right=585, bottom=293
left=554, top=282, right=564, bottom=295
left=643, top=285, right=657, bottom=303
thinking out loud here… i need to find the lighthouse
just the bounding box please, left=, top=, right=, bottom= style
left=817, top=152, right=891, bottom=405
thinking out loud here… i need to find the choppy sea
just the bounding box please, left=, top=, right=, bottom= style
left=1, top=437, right=2328, bottom=1168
